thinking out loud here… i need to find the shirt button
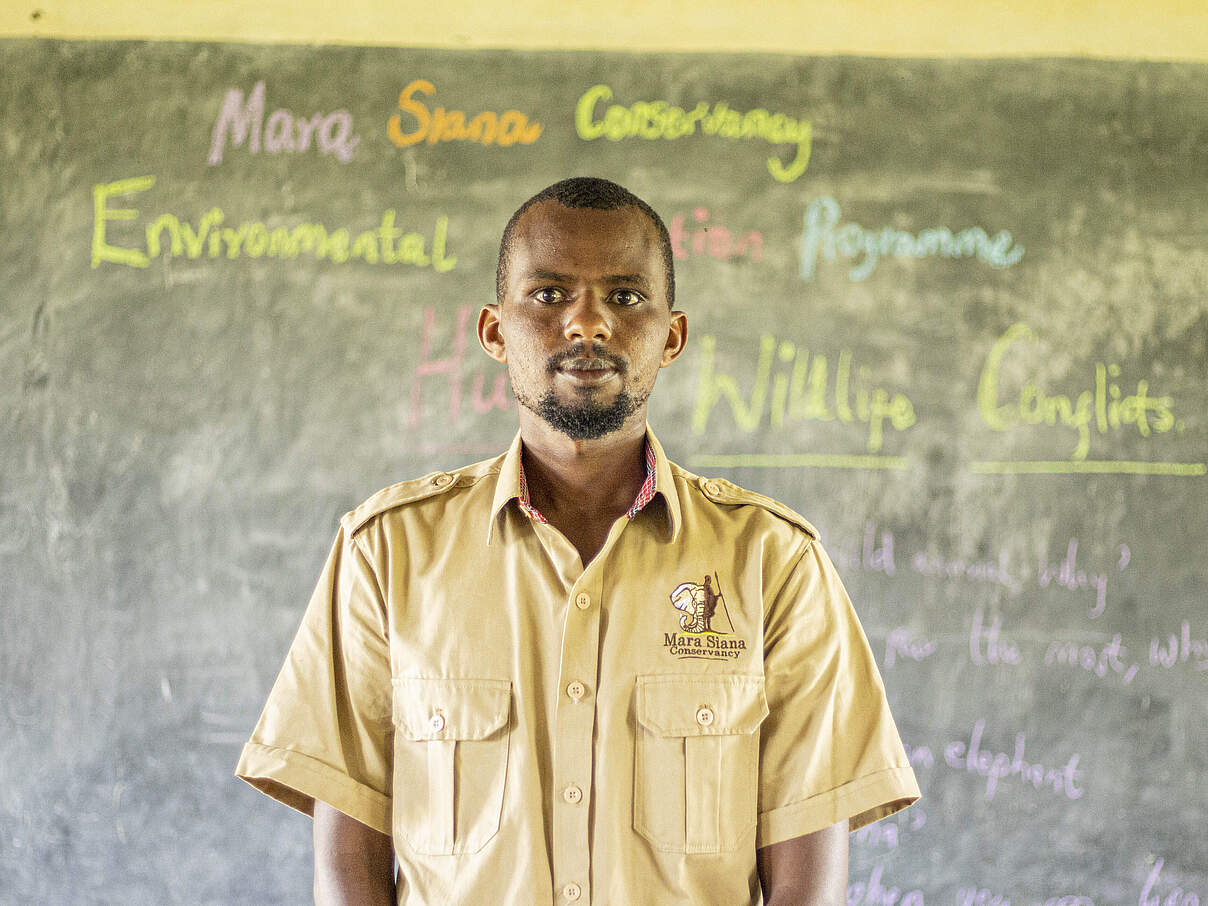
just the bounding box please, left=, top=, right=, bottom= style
left=566, top=680, right=586, bottom=701
left=563, top=882, right=583, bottom=901
left=696, top=706, right=715, bottom=728
left=704, top=479, right=722, bottom=496
left=574, top=592, right=591, bottom=610
left=563, top=784, right=583, bottom=804
left=429, top=712, right=446, bottom=733
left=432, top=472, right=453, bottom=487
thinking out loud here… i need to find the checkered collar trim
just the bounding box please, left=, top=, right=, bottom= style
left=516, top=440, right=658, bottom=524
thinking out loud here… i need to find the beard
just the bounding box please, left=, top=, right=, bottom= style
left=522, top=386, right=646, bottom=440
left=513, top=343, right=648, bottom=440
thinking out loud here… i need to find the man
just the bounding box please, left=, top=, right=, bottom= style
left=237, top=177, right=919, bottom=905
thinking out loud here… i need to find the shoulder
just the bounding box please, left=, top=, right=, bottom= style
left=668, top=461, right=819, bottom=542
left=340, top=455, right=503, bottom=537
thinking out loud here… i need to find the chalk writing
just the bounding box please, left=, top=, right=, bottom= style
left=1033, top=897, right=1094, bottom=906
left=208, top=81, right=358, bottom=165
left=830, top=522, right=897, bottom=576
left=977, top=323, right=1181, bottom=462
left=958, top=887, right=1011, bottom=906
left=91, top=176, right=456, bottom=271
left=410, top=305, right=513, bottom=430
left=847, top=864, right=925, bottom=906
left=692, top=335, right=916, bottom=452
left=1044, top=634, right=1140, bottom=685
left=388, top=79, right=542, bottom=149
left=1149, top=622, right=1208, bottom=671
left=885, top=628, right=937, bottom=668
left=852, top=807, right=926, bottom=851
left=1141, top=859, right=1202, bottom=906
left=943, top=719, right=1084, bottom=801
left=669, top=207, right=763, bottom=262
left=901, top=741, right=936, bottom=769
left=911, top=546, right=1023, bottom=596
left=1038, top=538, right=1110, bottom=619
left=969, top=608, right=1022, bottom=667
left=799, top=196, right=1024, bottom=281
left=574, top=83, right=812, bottom=183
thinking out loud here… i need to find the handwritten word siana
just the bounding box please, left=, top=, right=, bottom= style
left=692, top=335, right=915, bottom=452
left=944, top=719, right=1084, bottom=801
left=388, top=79, right=542, bottom=148
left=91, top=176, right=456, bottom=271
left=978, top=323, right=1180, bottom=461
left=669, top=207, right=763, bottom=262
left=800, top=196, right=1024, bottom=281
left=575, top=83, right=813, bottom=183
left=208, top=81, right=358, bottom=165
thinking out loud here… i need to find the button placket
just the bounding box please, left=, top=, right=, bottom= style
left=552, top=579, right=602, bottom=905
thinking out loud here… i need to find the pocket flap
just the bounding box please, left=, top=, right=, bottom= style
left=635, top=674, right=768, bottom=736
left=393, top=677, right=511, bottom=741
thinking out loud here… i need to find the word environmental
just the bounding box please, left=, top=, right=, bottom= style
left=91, top=177, right=456, bottom=272
left=692, top=334, right=915, bottom=452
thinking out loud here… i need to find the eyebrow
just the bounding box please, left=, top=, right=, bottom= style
left=527, top=268, right=654, bottom=291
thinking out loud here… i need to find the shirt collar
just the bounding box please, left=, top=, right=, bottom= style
left=487, top=426, right=682, bottom=545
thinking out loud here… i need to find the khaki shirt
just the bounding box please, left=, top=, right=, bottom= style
left=236, top=429, right=919, bottom=905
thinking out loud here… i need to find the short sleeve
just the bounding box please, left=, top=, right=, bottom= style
left=756, top=537, right=920, bottom=847
left=235, top=525, right=393, bottom=835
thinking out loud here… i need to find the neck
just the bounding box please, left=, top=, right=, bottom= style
left=517, top=411, right=649, bottom=520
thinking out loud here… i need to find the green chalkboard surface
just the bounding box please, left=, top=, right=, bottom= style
left=2, top=39, right=1206, bottom=904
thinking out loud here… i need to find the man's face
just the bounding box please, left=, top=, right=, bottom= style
left=480, top=201, right=686, bottom=441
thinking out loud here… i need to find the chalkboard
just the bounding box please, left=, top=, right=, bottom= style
left=2, top=39, right=1206, bottom=905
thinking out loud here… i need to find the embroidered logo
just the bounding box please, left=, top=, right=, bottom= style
left=663, top=573, right=747, bottom=660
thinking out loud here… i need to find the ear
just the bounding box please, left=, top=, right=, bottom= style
left=659, top=310, right=688, bottom=368
left=477, top=304, right=507, bottom=363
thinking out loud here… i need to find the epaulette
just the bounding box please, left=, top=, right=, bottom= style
left=341, top=467, right=472, bottom=537
left=692, top=473, right=819, bottom=540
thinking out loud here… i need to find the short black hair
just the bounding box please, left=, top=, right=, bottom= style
left=496, top=176, right=676, bottom=306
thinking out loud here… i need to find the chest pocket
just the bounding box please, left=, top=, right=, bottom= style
left=392, top=677, right=512, bottom=855
left=633, top=674, right=768, bottom=854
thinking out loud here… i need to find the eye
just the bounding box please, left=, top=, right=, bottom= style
left=532, top=287, right=566, bottom=304
left=611, top=288, right=645, bottom=306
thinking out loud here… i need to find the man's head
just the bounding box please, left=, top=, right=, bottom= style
left=496, top=177, right=676, bottom=307
left=479, top=177, right=687, bottom=442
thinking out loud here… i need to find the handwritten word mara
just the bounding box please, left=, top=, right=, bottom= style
left=575, top=83, right=813, bottom=183
left=944, top=719, right=1084, bottom=801
left=91, top=176, right=456, bottom=271
left=388, top=79, right=542, bottom=148
left=208, top=81, right=358, bottom=165
left=800, top=196, right=1024, bottom=281
left=978, top=323, right=1179, bottom=461
left=669, top=207, right=763, bottom=262
left=1141, top=858, right=1202, bottom=906
left=692, top=335, right=916, bottom=452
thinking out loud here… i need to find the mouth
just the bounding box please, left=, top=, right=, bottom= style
left=555, top=358, right=620, bottom=386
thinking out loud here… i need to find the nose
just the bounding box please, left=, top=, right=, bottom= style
left=563, top=292, right=612, bottom=343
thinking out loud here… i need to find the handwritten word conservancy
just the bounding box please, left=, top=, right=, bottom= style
left=978, top=324, right=1180, bottom=461
left=388, top=80, right=542, bottom=148
left=208, top=81, right=358, bottom=165
left=91, top=176, right=456, bottom=271
left=692, top=334, right=915, bottom=453
left=575, top=84, right=813, bottom=183
left=800, top=196, right=1024, bottom=281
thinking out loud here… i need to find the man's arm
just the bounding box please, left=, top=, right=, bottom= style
left=757, top=819, right=849, bottom=906
left=313, top=801, right=396, bottom=906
